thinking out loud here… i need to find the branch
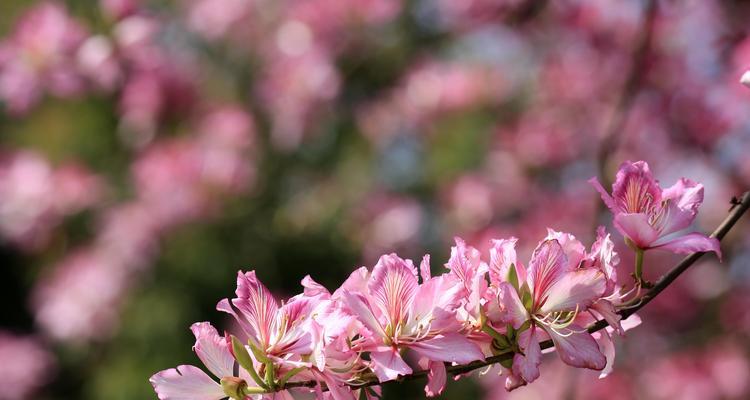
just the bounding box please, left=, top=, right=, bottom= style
left=595, top=0, right=658, bottom=187
left=284, top=190, right=750, bottom=392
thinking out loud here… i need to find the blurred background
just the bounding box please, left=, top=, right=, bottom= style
left=1, top=0, right=750, bottom=399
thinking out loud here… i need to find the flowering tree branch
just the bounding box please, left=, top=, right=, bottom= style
left=150, top=162, right=742, bottom=399
left=282, top=190, right=750, bottom=393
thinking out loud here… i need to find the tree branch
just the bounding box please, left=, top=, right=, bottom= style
left=595, top=0, right=659, bottom=187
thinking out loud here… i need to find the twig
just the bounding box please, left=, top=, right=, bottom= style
left=595, top=0, right=658, bottom=188
left=284, top=190, right=750, bottom=391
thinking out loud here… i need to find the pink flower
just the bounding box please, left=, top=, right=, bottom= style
left=0, top=151, right=103, bottom=251
left=0, top=2, right=87, bottom=114
left=341, top=254, right=484, bottom=394
left=150, top=322, right=236, bottom=400
left=0, top=332, right=56, bottom=400
left=590, top=160, right=721, bottom=258
left=490, top=237, right=608, bottom=389
left=217, top=271, right=325, bottom=371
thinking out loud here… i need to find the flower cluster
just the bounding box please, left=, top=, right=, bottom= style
left=150, top=161, right=720, bottom=399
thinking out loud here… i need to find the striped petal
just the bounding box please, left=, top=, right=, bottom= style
left=527, top=240, right=567, bottom=310
left=190, top=322, right=234, bottom=379
left=368, top=254, right=419, bottom=329
left=150, top=365, right=224, bottom=400
left=231, top=271, right=279, bottom=348
left=610, top=160, right=661, bottom=214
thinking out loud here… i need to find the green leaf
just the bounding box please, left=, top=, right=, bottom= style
left=508, top=263, right=519, bottom=291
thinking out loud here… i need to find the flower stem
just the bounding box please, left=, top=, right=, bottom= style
left=634, top=249, right=643, bottom=280
left=633, top=248, right=651, bottom=288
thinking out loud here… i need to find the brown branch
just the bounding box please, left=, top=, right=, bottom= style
left=284, top=190, right=750, bottom=392
left=595, top=0, right=658, bottom=188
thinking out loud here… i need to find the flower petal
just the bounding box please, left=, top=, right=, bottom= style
left=150, top=365, right=225, bottom=400
left=301, top=275, right=330, bottom=297
left=425, top=361, right=446, bottom=397
left=419, top=254, right=431, bottom=283
left=588, top=176, right=618, bottom=214
left=512, top=328, right=541, bottom=384
left=611, top=160, right=662, bottom=214
left=271, top=297, right=317, bottom=356
left=527, top=239, right=568, bottom=308
left=590, top=300, right=622, bottom=335
left=369, top=349, right=412, bottom=382
left=410, top=333, right=485, bottom=364
left=495, top=282, right=527, bottom=330
left=539, top=268, right=606, bottom=314
left=585, top=227, right=619, bottom=294
left=593, top=330, right=615, bottom=379
left=613, top=213, right=660, bottom=248
left=368, top=254, right=419, bottom=328
left=232, top=271, right=279, bottom=347
left=341, top=290, right=386, bottom=339
left=332, top=267, right=371, bottom=299
left=541, top=324, right=606, bottom=370
left=659, top=178, right=703, bottom=235
left=489, top=237, right=519, bottom=286
left=651, top=232, right=721, bottom=259
left=409, top=275, right=462, bottom=331
left=504, top=370, right=527, bottom=391
left=318, top=371, right=356, bottom=400
left=545, top=229, right=586, bottom=269
left=190, top=322, right=235, bottom=379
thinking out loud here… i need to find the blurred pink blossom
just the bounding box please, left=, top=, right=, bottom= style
left=0, top=151, right=103, bottom=251
left=0, top=332, right=56, bottom=400
left=0, top=2, right=87, bottom=114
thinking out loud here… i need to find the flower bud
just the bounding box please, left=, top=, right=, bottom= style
left=220, top=376, right=248, bottom=400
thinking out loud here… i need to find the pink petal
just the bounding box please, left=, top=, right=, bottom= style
left=542, top=324, right=606, bottom=370
left=332, top=267, right=371, bottom=298
left=318, top=371, right=356, bottom=400
left=368, top=254, right=419, bottom=328
left=425, top=361, right=447, bottom=397
left=651, top=232, right=721, bottom=260
left=150, top=365, right=225, bottom=400
left=662, top=178, right=704, bottom=211
left=215, top=298, right=253, bottom=339
left=504, top=370, right=527, bottom=391
left=488, top=237, right=519, bottom=286
left=527, top=240, right=568, bottom=308
left=369, top=349, right=412, bottom=381
left=419, top=254, right=431, bottom=283
left=410, top=275, right=462, bottom=329
left=588, top=176, right=618, bottom=213
left=610, top=160, right=662, bottom=214
left=613, top=213, right=659, bottom=248
left=512, top=328, right=541, bottom=383
left=271, top=297, right=317, bottom=356
left=232, top=271, right=279, bottom=347
left=341, top=290, right=386, bottom=339
left=621, top=314, right=642, bottom=332
left=658, top=179, right=703, bottom=236
left=539, top=269, right=606, bottom=314
left=585, top=227, right=619, bottom=293
left=190, top=322, right=234, bottom=379
left=496, top=282, right=528, bottom=329
left=301, top=275, right=330, bottom=297
left=445, top=237, right=483, bottom=290
left=593, top=330, right=615, bottom=379
left=545, top=229, right=586, bottom=269
left=410, top=333, right=484, bottom=364
left=590, top=300, right=622, bottom=335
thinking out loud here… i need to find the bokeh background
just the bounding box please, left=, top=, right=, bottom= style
left=1, top=0, right=750, bottom=399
